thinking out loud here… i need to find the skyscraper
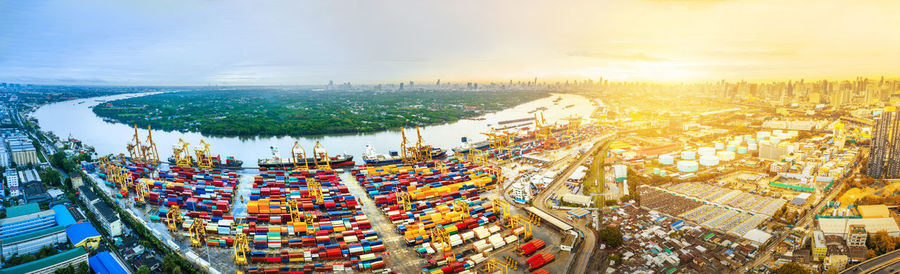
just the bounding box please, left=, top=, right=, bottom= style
left=868, top=110, right=892, bottom=178
left=887, top=110, right=900, bottom=178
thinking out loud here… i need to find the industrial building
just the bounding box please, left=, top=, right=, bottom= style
left=66, top=222, right=101, bottom=250
left=818, top=218, right=900, bottom=237
left=77, top=185, right=123, bottom=236
left=0, top=204, right=76, bottom=257
left=88, top=251, right=131, bottom=274
left=0, top=204, right=56, bottom=238
left=0, top=225, right=67, bottom=258
left=0, top=247, right=88, bottom=274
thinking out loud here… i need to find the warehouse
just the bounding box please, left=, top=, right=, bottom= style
left=89, top=251, right=131, bottom=274
left=0, top=225, right=68, bottom=257
left=818, top=218, right=900, bottom=237
left=0, top=204, right=57, bottom=238
left=0, top=247, right=88, bottom=274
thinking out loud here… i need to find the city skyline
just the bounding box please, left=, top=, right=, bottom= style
left=2, top=0, right=900, bottom=85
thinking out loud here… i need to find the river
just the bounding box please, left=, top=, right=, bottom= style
left=30, top=91, right=596, bottom=167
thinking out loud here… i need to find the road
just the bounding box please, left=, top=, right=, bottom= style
left=533, top=132, right=616, bottom=274
left=842, top=249, right=900, bottom=274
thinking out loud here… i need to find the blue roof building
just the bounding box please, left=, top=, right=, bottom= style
left=51, top=204, right=76, bottom=227
left=88, top=251, right=130, bottom=274
left=66, top=222, right=101, bottom=250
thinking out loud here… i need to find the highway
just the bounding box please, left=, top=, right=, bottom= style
left=533, top=132, right=616, bottom=274
left=842, top=249, right=900, bottom=274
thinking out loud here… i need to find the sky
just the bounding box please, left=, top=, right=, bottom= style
left=1, top=0, right=899, bottom=85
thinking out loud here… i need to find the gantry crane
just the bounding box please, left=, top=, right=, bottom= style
left=562, top=115, right=582, bottom=138
left=167, top=205, right=183, bottom=232
left=312, top=141, right=331, bottom=170
left=189, top=219, right=206, bottom=247
left=194, top=139, right=213, bottom=170
left=397, top=191, right=412, bottom=211
left=234, top=232, right=249, bottom=266
left=482, top=129, right=501, bottom=151
left=141, top=125, right=159, bottom=166
left=453, top=199, right=469, bottom=216
left=400, top=128, right=417, bottom=164
left=288, top=198, right=303, bottom=223
left=134, top=178, right=150, bottom=206
left=291, top=141, right=309, bottom=170
left=126, top=124, right=145, bottom=163
left=307, top=179, right=323, bottom=205
left=510, top=215, right=533, bottom=240
left=173, top=139, right=192, bottom=168
left=483, top=258, right=511, bottom=274
left=119, top=167, right=133, bottom=196
left=492, top=198, right=511, bottom=225
left=414, top=126, right=433, bottom=162
left=430, top=226, right=451, bottom=252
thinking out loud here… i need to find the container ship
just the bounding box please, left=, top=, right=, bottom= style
left=361, top=145, right=447, bottom=166
left=257, top=154, right=355, bottom=169
left=166, top=155, right=243, bottom=169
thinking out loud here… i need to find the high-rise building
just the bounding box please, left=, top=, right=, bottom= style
left=833, top=121, right=846, bottom=151
left=868, top=110, right=893, bottom=178
left=888, top=112, right=900, bottom=178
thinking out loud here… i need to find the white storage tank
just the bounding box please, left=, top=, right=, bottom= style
left=726, top=145, right=737, bottom=152
left=681, top=151, right=696, bottom=160
left=677, top=161, right=699, bottom=173
left=699, top=155, right=719, bottom=167
left=698, top=147, right=716, bottom=157
left=748, top=144, right=758, bottom=151
left=737, top=147, right=748, bottom=154
left=714, top=142, right=725, bottom=150
left=659, top=155, right=675, bottom=165
left=717, top=151, right=736, bottom=161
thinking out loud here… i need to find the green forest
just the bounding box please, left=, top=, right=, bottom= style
left=92, top=89, right=549, bottom=137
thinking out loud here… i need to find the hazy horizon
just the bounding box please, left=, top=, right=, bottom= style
left=3, top=0, right=900, bottom=85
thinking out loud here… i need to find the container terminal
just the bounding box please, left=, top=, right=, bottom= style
left=83, top=111, right=601, bottom=274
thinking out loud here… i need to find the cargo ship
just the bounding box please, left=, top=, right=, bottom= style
left=527, top=106, right=548, bottom=114
left=452, top=137, right=491, bottom=154
left=166, top=155, right=243, bottom=169
left=362, top=145, right=447, bottom=166
left=257, top=154, right=355, bottom=169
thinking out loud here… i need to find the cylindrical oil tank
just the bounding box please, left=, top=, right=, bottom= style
left=677, top=161, right=699, bottom=173
left=717, top=151, right=736, bottom=161
left=699, top=156, right=719, bottom=167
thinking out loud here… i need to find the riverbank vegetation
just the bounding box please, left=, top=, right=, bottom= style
left=93, top=89, right=548, bottom=137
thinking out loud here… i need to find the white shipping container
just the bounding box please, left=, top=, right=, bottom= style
left=360, top=254, right=377, bottom=262
left=504, top=235, right=518, bottom=244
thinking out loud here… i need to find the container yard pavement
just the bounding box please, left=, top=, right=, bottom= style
left=340, top=173, right=424, bottom=273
